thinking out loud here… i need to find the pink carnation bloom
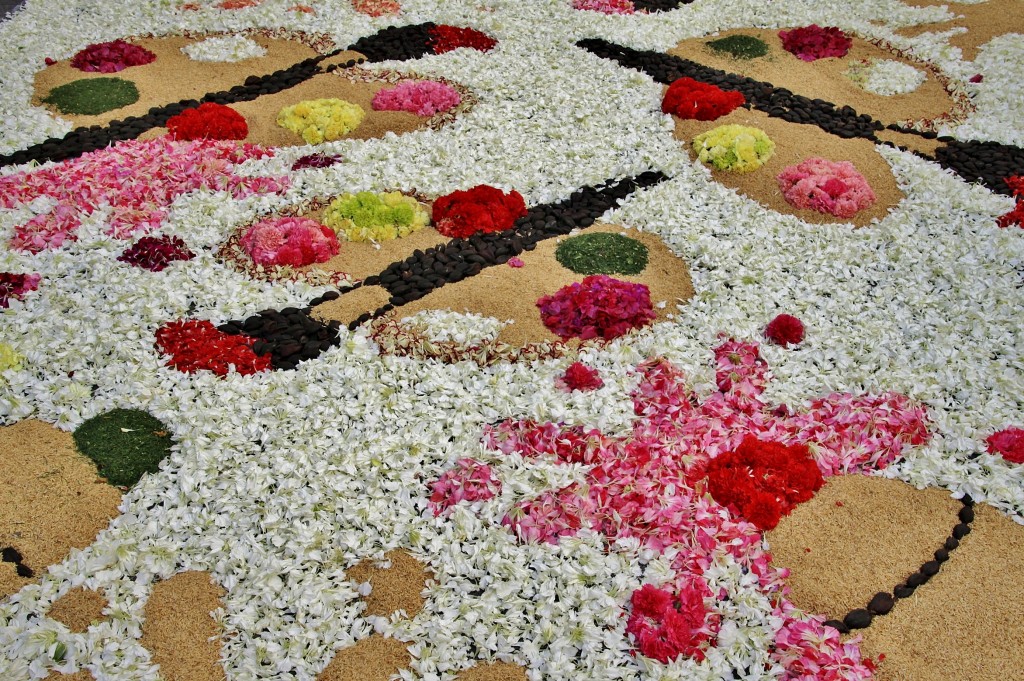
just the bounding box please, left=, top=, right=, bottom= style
left=572, top=0, right=635, bottom=14
left=555, top=361, right=604, bottom=392
left=429, top=458, right=502, bottom=515
left=986, top=427, right=1024, bottom=464
left=371, top=81, right=462, bottom=117
left=240, top=216, right=339, bottom=267
left=777, top=157, right=876, bottom=219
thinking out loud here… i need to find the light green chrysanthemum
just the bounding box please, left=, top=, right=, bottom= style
left=692, top=124, right=775, bottom=173
left=322, top=191, right=430, bottom=242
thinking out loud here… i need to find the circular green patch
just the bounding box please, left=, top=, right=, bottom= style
left=706, top=35, right=769, bottom=60
left=73, top=409, right=173, bottom=487
left=42, top=77, right=139, bottom=116
left=555, top=232, right=649, bottom=276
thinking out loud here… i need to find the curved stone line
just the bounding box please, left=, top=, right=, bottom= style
left=823, top=495, right=976, bottom=634
left=576, top=38, right=1024, bottom=196
left=0, top=23, right=452, bottom=169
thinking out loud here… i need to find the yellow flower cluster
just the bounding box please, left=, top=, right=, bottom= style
left=0, top=343, right=23, bottom=378
left=277, top=99, right=365, bottom=144
left=323, top=191, right=430, bottom=242
left=692, top=124, right=775, bottom=173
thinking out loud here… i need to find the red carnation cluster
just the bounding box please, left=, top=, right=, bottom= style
left=662, top=78, right=745, bottom=121
left=626, top=580, right=716, bottom=663
left=705, top=435, right=824, bottom=530
left=71, top=39, right=156, bottom=73
left=997, top=175, right=1024, bottom=228
left=986, top=426, right=1024, bottom=464
left=555, top=362, right=604, bottom=392
left=427, top=25, right=498, bottom=54
left=167, top=103, right=248, bottom=141
left=431, top=184, right=526, bottom=238
left=0, top=272, right=41, bottom=308
left=537, top=275, right=656, bottom=341
left=155, top=319, right=271, bottom=376
left=291, top=153, right=343, bottom=171
left=779, top=25, right=852, bottom=62
left=764, top=313, right=805, bottom=347
left=118, top=235, right=195, bottom=272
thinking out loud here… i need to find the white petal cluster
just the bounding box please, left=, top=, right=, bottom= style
left=181, top=34, right=268, bottom=62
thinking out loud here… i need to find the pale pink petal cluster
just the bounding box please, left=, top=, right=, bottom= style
left=0, top=138, right=289, bottom=253
left=773, top=602, right=878, bottom=680
left=777, top=157, right=876, bottom=219
left=428, top=458, right=502, bottom=516
left=572, top=0, right=635, bottom=14
left=371, top=80, right=461, bottom=117
left=240, top=216, right=339, bottom=268
left=501, top=482, right=597, bottom=544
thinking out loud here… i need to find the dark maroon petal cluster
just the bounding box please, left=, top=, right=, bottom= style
left=764, top=313, right=805, bottom=347
left=291, top=153, right=344, bottom=171
left=778, top=25, right=852, bottom=62
left=427, top=25, right=498, bottom=54
left=118, top=235, right=196, bottom=272
left=0, top=272, right=42, bottom=308
left=537, top=274, right=656, bottom=341
left=70, top=39, right=156, bottom=73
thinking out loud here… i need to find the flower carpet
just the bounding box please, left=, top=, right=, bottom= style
left=1, top=0, right=1024, bottom=679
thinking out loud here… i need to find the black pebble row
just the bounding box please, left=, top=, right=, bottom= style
left=631, top=0, right=694, bottom=12
left=1, top=546, right=34, bottom=578
left=217, top=302, right=342, bottom=371
left=347, top=171, right=669, bottom=330
left=578, top=38, right=1024, bottom=196
left=346, top=22, right=438, bottom=63
left=823, top=496, right=976, bottom=634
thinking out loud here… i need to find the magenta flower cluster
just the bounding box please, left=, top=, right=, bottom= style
left=536, top=274, right=656, bottom=340
left=240, top=216, right=339, bottom=268
left=371, top=80, right=462, bottom=117
left=571, top=0, right=634, bottom=14
left=117, top=235, right=196, bottom=272
left=428, top=458, right=502, bottom=516
left=0, top=272, right=41, bottom=308
left=70, top=39, right=156, bottom=73
left=779, top=25, right=853, bottom=62
left=776, top=157, right=876, bottom=218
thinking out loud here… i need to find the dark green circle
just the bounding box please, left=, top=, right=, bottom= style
left=73, top=408, right=173, bottom=487
left=555, top=232, right=649, bottom=276
left=706, top=35, right=770, bottom=60
left=43, top=77, right=139, bottom=116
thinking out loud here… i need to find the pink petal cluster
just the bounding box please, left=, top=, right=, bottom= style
left=777, top=158, right=876, bottom=219
left=240, top=216, right=339, bottom=268
left=779, top=25, right=853, bottom=62
left=428, top=458, right=502, bottom=515
left=572, top=0, right=635, bottom=14
left=626, top=579, right=718, bottom=663
left=351, top=0, right=401, bottom=17
left=0, top=272, right=41, bottom=308
left=70, top=39, right=156, bottom=73
left=435, top=336, right=932, bottom=669
left=555, top=361, right=604, bottom=392
left=537, top=275, right=656, bottom=341
left=372, top=81, right=462, bottom=117
left=986, top=426, right=1024, bottom=464
left=0, top=138, right=288, bottom=252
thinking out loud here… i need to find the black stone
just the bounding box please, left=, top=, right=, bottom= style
left=958, top=506, right=975, bottom=523
left=906, top=571, right=929, bottom=588
left=893, top=584, right=915, bottom=599
left=952, top=523, right=971, bottom=539
left=867, top=592, right=895, bottom=615
left=945, top=536, right=960, bottom=551
left=934, top=548, right=950, bottom=563
left=844, top=609, right=873, bottom=630
left=823, top=619, right=849, bottom=634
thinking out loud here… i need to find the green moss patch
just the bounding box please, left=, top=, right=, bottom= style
left=706, top=35, right=769, bottom=60
left=73, top=409, right=173, bottom=487
left=555, top=232, right=649, bottom=276
left=42, top=77, right=139, bottom=116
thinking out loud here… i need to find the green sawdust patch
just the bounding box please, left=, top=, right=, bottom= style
left=73, top=409, right=173, bottom=487
left=706, top=34, right=769, bottom=60
left=555, top=232, right=649, bottom=276
left=42, top=77, right=139, bottom=116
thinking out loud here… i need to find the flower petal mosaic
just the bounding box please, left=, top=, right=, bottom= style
left=1, top=0, right=1024, bottom=680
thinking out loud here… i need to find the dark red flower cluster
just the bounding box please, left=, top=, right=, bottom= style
left=986, top=426, right=1024, bottom=464
left=290, top=153, right=343, bottom=171
left=70, top=39, right=156, bottom=73
left=662, top=78, right=745, bottom=121
left=118, top=235, right=195, bottom=272
left=537, top=275, right=656, bottom=341
left=431, top=184, right=526, bottom=238
left=778, top=25, right=852, bottom=62
left=167, top=103, right=248, bottom=141
left=625, top=581, right=715, bottom=663
left=764, top=313, right=805, bottom=347
left=427, top=25, right=498, bottom=54
left=555, top=361, right=604, bottom=392
left=705, top=435, right=824, bottom=530
left=155, top=319, right=271, bottom=376
left=997, top=175, right=1024, bottom=228
left=0, top=272, right=41, bottom=308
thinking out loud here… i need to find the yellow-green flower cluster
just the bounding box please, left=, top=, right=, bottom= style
left=0, top=343, right=23, bottom=379
left=277, top=99, right=365, bottom=144
left=323, top=191, right=430, bottom=242
left=692, top=124, right=775, bottom=173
